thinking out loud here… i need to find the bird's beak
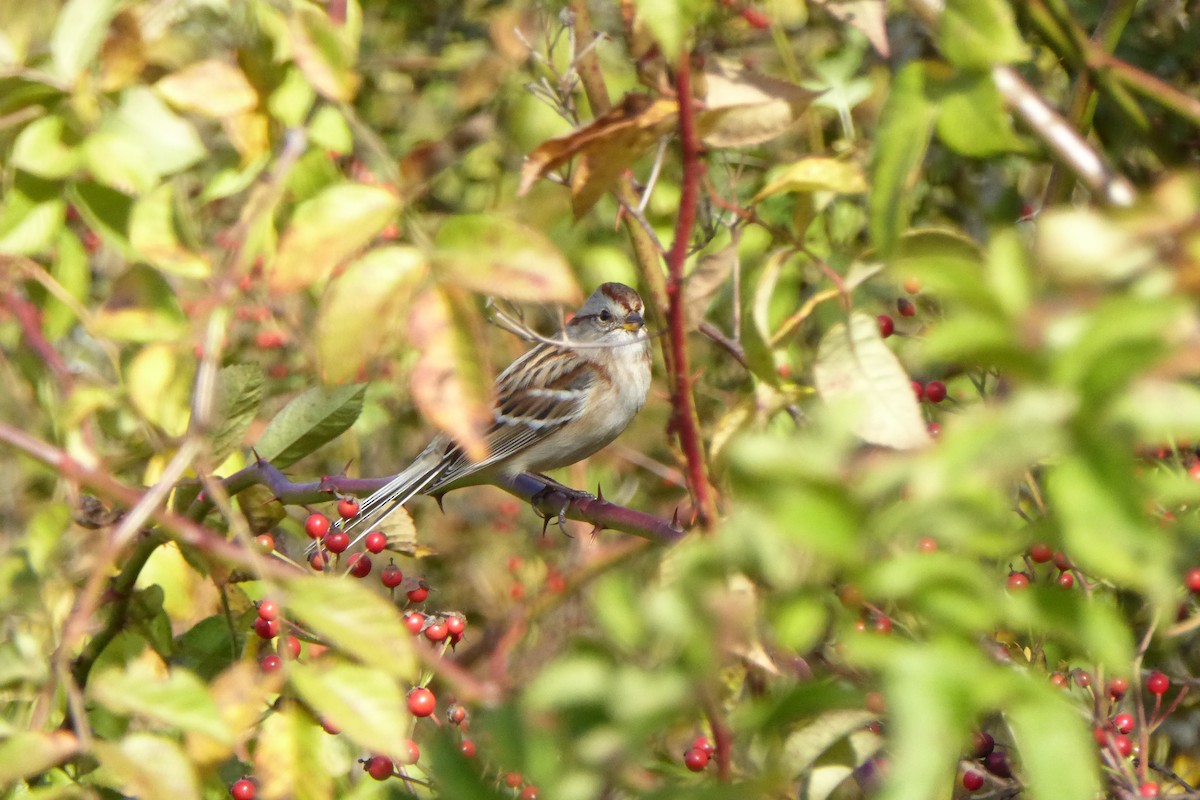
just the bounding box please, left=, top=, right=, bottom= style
left=622, top=312, right=645, bottom=332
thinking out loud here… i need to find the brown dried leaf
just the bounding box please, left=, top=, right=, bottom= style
left=816, top=0, right=890, bottom=57
left=684, top=243, right=737, bottom=331
left=519, top=93, right=678, bottom=217
left=406, top=288, right=492, bottom=462
left=698, top=58, right=822, bottom=147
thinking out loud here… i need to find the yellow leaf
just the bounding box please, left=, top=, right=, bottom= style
left=156, top=60, right=258, bottom=118
left=753, top=157, right=868, bottom=203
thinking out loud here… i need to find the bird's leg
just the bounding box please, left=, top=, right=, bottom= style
left=525, top=472, right=594, bottom=500
left=526, top=473, right=592, bottom=536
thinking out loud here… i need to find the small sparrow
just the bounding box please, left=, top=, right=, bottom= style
left=340, top=282, right=652, bottom=538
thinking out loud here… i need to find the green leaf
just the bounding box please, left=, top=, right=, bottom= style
left=283, top=576, right=418, bottom=679
left=211, top=364, right=264, bottom=466
left=69, top=180, right=135, bottom=256
left=93, top=734, right=200, bottom=800
left=316, top=246, right=426, bottom=383
left=83, top=87, right=206, bottom=193
left=253, top=699, right=332, bottom=800
left=12, top=115, right=81, bottom=179
left=939, top=0, right=1030, bottom=69
left=130, top=184, right=210, bottom=278
left=433, top=214, right=581, bottom=304
left=288, top=658, right=413, bottom=762
left=42, top=228, right=90, bottom=339
left=813, top=312, right=929, bottom=449
left=92, top=265, right=188, bottom=343
left=289, top=3, right=360, bottom=102
left=633, top=0, right=699, bottom=61
left=88, top=662, right=231, bottom=742
left=0, top=170, right=65, bottom=256
left=49, top=0, right=119, bottom=83
left=868, top=63, right=936, bottom=257
left=269, top=182, right=400, bottom=292
left=1007, top=681, right=1101, bottom=800
left=752, top=158, right=867, bottom=202
left=0, top=730, right=80, bottom=785
left=253, top=383, right=365, bottom=468
left=928, top=68, right=1029, bottom=157
left=782, top=709, right=878, bottom=776
left=173, top=616, right=236, bottom=682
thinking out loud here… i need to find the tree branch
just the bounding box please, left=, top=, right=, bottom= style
left=665, top=52, right=717, bottom=528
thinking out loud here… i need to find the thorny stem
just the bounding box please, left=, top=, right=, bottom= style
left=664, top=51, right=716, bottom=529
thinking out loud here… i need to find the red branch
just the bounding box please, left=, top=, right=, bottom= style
left=664, top=53, right=716, bottom=528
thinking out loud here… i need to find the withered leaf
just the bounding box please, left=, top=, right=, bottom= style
left=519, top=93, right=678, bottom=217
left=698, top=58, right=822, bottom=148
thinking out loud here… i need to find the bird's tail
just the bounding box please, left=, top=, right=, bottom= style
left=307, top=452, right=445, bottom=555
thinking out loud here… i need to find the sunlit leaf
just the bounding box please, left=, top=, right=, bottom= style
left=12, top=115, right=80, bottom=179
left=130, top=183, right=210, bottom=278
left=753, top=157, right=867, bottom=202
left=284, top=577, right=417, bottom=679
left=289, top=658, right=412, bottom=764
left=407, top=288, right=492, bottom=462
left=0, top=170, right=64, bottom=256
left=93, top=734, right=200, bottom=800
left=0, top=730, right=79, bottom=785
left=433, top=214, right=580, bottom=304
left=128, top=343, right=191, bottom=436
left=49, top=0, right=118, bottom=82
left=316, top=245, right=427, bottom=383
left=83, top=87, right=206, bottom=193
left=814, top=311, right=929, bottom=449
left=939, top=0, right=1029, bottom=69
left=89, top=662, right=232, bottom=742
left=254, top=700, right=332, bottom=800
left=928, top=67, right=1028, bottom=157
left=1007, top=682, right=1101, bottom=800
left=254, top=383, right=366, bottom=468
left=289, top=3, right=360, bottom=102
left=270, top=182, right=400, bottom=293
left=783, top=709, right=877, bottom=776
left=93, top=265, right=188, bottom=343
left=698, top=58, right=822, bottom=147
left=156, top=59, right=258, bottom=118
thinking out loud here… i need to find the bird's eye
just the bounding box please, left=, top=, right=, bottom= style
left=599, top=309, right=612, bottom=322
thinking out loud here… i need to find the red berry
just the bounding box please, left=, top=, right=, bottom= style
left=408, top=687, right=436, bottom=717
left=448, top=704, right=467, bottom=724
left=903, top=277, right=922, bottom=295
left=1073, top=670, right=1092, bottom=688
left=407, top=585, right=429, bottom=603
left=1140, top=782, right=1160, bottom=797
left=1186, top=567, right=1200, bottom=593
left=505, top=773, right=523, bottom=788
left=320, top=717, right=340, bottom=735
left=305, top=513, right=330, bottom=539
left=347, top=552, right=372, bottom=578
left=257, top=600, right=280, bottom=621
left=1113, top=713, right=1134, bottom=734
left=684, top=747, right=709, bottom=771
left=446, top=615, right=466, bottom=636
left=284, top=635, right=302, bottom=659
left=1050, top=671, right=1067, bottom=688
left=404, top=612, right=425, bottom=634
left=1029, top=543, right=1053, bottom=563
left=461, top=739, right=476, bottom=758
left=927, top=421, right=942, bottom=438
left=897, top=297, right=916, bottom=317
left=962, top=771, right=984, bottom=792
left=693, top=736, right=715, bottom=755
left=1190, top=462, right=1200, bottom=480
left=1113, top=733, right=1133, bottom=757
left=382, top=564, right=404, bottom=588
left=983, top=751, right=1011, bottom=778
left=520, top=787, right=540, bottom=800
left=231, top=779, right=256, bottom=800
left=1147, top=671, right=1169, bottom=695
left=739, top=7, right=770, bottom=28
left=254, top=617, right=280, bottom=640
left=365, top=755, right=393, bottom=780
left=254, top=534, right=275, bottom=553
left=324, top=530, right=349, bottom=553
left=424, top=620, right=449, bottom=642
left=1093, top=725, right=1113, bottom=746
left=1053, top=551, right=1072, bottom=571
left=924, top=381, right=947, bottom=403
left=254, top=329, right=286, bottom=349
left=259, top=655, right=282, bottom=673
left=309, top=553, right=327, bottom=571
left=337, top=498, right=359, bottom=520
left=365, top=531, right=387, bottom=553
left=874, top=616, right=893, bottom=635
left=917, top=536, right=937, bottom=553
left=1108, top=677, right=1129, bottom=698
left=1058, top=572, right=1074, bottom=589
left=398, top=738, right=420, bottom=766
left=912, top=380, right=924, bottom=401
left=970, top=731, right=994, bottom=759
left=877, top=315, right=895, bottom=338
left=1006, top=572, right=1030, bottom=590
